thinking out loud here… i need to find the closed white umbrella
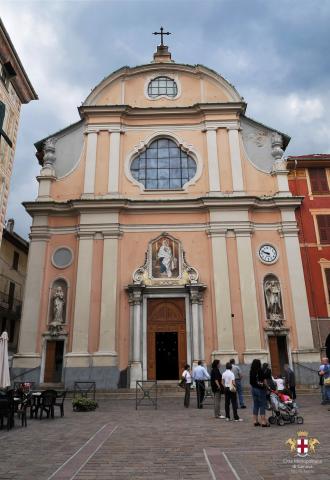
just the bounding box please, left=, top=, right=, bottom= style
left=0, top=331, right=11, bottom=388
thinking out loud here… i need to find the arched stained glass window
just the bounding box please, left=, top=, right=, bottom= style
left=130, top=138, right=197, bottom=190
left=148, top=77, right=177, bottom=98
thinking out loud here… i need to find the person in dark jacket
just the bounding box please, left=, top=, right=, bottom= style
left=284, top=364, right=296, bottom=400
left=250, top=359, right=269, bottom=426
left=210, top=359, right=225, bottom=419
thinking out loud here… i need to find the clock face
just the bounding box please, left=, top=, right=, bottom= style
left=259, top=244, right=278, bottom=264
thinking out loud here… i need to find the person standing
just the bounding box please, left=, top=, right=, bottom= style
left=182, top=364, right=192, bottom=408
left=283, top=363, right=296, bottom=400
left=222, top=362, right=242, bottom=421
left=230, top=359, right=246, bottom=408
left=210, top=359, right=225, bottom=419
left=318, top=358, right=328, bottom=405
left=249, top=359, right=269, bottom=427
left=192, top=360, right=210, bottom=409
left=319, top=357, right=330, bottom=407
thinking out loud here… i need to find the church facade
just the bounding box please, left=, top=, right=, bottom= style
left=12, top=44, right=319, bottom=388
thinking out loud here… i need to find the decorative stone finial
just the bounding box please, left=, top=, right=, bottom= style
left=43, top=138, right=56, bottom=167
left=271, top=132, right=287, bottom=171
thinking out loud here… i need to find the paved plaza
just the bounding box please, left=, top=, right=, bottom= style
left=0, top=393, right=329, bottom=480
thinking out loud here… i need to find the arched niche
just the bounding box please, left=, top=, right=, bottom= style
left=49, top=278, right=68, bottom=325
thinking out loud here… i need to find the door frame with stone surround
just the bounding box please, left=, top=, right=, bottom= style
left=142, top=291, right=191, bottom=381
left=40, top=335, right=67, bottom=383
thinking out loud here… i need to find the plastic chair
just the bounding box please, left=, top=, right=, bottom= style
left=54, top=391, right=67, bottom=417
left=39, top=390, right=57, bottom=420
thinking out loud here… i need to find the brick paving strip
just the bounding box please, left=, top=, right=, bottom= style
left=204, top=448, right=241, bottom=480
left=47, top=423, right=118, bottom=480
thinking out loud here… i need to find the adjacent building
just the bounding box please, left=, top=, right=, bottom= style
left=288, top=155, right=330, bottom=355
left=12, top=43, right=319, bottom=388
left=0, top=19, right=38, bottom=244
left=0, top=219, right=29, bottom=355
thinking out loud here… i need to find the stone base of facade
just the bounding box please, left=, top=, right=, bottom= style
left=291, top=349, right=321, bottom=386
left=64, top=366, right=120, bottom=390
left=10, top=367, right=41, bottom=385
left=129, top=362, right=142, bottom=389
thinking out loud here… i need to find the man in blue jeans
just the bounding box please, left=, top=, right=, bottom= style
left=230, top=359, right=246, bottom=408
left=192, top=360, right=210, bottom=409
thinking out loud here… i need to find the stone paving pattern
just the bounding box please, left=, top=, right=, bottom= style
left=0, top=394, right=329, bottom=480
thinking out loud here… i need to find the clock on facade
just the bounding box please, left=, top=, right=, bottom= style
left=258, top=244, right=278, bottom=264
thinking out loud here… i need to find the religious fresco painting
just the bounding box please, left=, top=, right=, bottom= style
left=151, top=236, right=180, bottom=279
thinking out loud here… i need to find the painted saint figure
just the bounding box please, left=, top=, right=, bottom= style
left=264, top=279, right=282, bottom=317
left=157, top=238, right=176, bottom=277
left=53, top=286, right=65, bottom=323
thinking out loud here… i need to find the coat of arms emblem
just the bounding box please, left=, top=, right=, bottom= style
left=285, top=431, right=320, bottom=457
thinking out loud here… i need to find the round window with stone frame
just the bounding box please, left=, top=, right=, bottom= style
left=147, top=76, right=178, bottom=99
left=52, top=247, right=73, bottom=269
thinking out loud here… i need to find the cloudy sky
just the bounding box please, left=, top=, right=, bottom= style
left=2, top=0, right=330, bottom=239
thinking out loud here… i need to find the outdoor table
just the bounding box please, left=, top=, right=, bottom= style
left=30, top=392, right=42, bottom=418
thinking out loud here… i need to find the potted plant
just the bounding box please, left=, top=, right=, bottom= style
left=72, top=396, right=98, bottom=412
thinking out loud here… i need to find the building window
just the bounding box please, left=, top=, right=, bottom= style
left=8, top=282, right=15, bottom=310
left=12, top=251, right=19, bottom=270
left=52, top=247, right=73, bottom=269
left=9, top=320, right=15, bottom=343
left=130, top=138, right=197, bottom=190
left=1, top=317, right=7, bottom=333
left=147, top=77, right=177, bottom=98
left=317, top=215, right=330, bottom=244
left=309, top=168, right=329, bottom=194
left=325, top=269, right=330, bottom=302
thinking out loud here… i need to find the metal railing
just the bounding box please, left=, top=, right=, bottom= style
left=136, top=380, right=158, bottom=410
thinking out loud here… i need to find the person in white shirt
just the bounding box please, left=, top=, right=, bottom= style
left=182, top=364, right=192, bottom=408
left=222, top=362, right=242, bottom=421
left=192, top=360, right=210, bottom=409
left=273, top=376, right=285, bottom=391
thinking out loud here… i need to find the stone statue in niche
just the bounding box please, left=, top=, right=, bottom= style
left=53, top=286, right=65, bottom=324
left=264, top=277, right=283, bottom=319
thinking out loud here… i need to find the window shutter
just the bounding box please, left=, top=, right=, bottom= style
left=317, top=215, right=330, bottom=243
left=309, top=168, right=329, bottom=193
left=325, top=269, right=330, bottom=301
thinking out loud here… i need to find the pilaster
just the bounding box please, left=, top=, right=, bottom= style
left=97, top=233, right=119, bottom=360
left=227, top=126, right=244, bottom=192
left=205, top=128, right=221, bottom=192
left=108, top=130, right=121, bottom=193
left=71, top=234, right=94, bottom=354
left=236, top=231, right=263, bottom=357
left=83, top=131, right=98, bottom=194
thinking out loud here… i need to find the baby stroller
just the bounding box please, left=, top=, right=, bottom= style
left=268, top=390, right=303, bottom=426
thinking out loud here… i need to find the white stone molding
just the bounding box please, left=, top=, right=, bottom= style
left=124, top=131, right=202, bottom=192
left=205, top=128, right=221, bottom=192
left=108, top=131, right=121, bottom=193
left=210, top=233, right=234, bottom=352
left=71, top=236, right=94, bottom=353
left=227, top=127, right=244, bottom=192
left=83, top=131, right=98, bottom=194
left=144, top=72, right=181, bottom=101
